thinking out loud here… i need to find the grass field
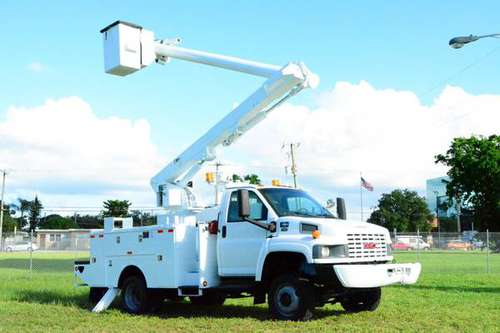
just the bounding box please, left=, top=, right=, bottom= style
left=0, top=251, right=499, bottom=333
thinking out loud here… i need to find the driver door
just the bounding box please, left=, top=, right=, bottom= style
left=218, top=189, right=269, bottom=277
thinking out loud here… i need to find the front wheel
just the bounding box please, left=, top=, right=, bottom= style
left=268, top=274, right=315, bottom=321
left=340, top=287, right=381, bottom=312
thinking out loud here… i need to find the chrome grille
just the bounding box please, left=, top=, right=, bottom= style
left=346, top=233, right=387, bottom=259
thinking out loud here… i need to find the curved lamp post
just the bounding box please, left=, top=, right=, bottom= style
left=449, top=33, right=500, bottom=49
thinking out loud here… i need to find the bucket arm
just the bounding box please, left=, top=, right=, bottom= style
left=100, top=21, right=319, bottom=209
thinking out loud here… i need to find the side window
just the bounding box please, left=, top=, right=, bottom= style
left=227, top=190, right=268, bottom=222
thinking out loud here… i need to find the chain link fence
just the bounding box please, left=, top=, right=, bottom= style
left=390, top=231, right=500, bottom=274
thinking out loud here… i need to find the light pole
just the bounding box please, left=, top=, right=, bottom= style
left=433, top=191, right=441, bottom=249
left=449, top=33, right=500, bottom=49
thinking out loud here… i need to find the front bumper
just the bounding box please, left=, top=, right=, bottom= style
left=333, top=263, right=421, bottom=288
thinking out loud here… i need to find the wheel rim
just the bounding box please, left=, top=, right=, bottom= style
left=124, top=280, right=144, bottom=312
left=275, top=285, right=300, bottom=316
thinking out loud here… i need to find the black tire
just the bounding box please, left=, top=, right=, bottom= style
left=340, top=288, right=381, bottom=313
left=268, top=274, right=315, bottom=321
left=89, top=287, right=107, bottom=306
left=190, top=291, right=225, bottom=306
left=121, top=275, right=151, bottom=314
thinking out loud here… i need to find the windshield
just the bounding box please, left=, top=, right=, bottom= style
left=259, top=188, right=335, bottom=218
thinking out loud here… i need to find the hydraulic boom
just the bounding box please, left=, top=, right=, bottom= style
left=101, top=21, right=319, bottom=209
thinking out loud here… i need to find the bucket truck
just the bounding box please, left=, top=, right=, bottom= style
left=74, top=21, right=421, bottom=320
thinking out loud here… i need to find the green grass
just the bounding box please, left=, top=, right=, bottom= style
left=0, top=252, right=499, bottom=333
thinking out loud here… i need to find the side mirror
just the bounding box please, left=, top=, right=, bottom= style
left=239, top=190, right=250, bottom=218
left=336, top=197, right=346, bottom=220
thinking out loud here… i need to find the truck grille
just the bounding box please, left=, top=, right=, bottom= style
left=346, top=233, right=388, bottom=259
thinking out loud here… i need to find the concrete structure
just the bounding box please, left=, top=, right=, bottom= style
left=36, top=229, right=92, bottom=250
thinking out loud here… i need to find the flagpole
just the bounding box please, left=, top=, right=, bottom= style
left=360, top=172, right=363, bottom=222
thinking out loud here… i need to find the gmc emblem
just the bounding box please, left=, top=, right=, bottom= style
left=363, top=242, right=377, bottom=249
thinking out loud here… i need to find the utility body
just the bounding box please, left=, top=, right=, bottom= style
left=75, top=21, right=421, bottom=320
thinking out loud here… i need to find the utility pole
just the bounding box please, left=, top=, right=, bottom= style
left=283, top=143, right=300, bottom=188
left=0, top=170, right=7, bottom=251
left=212, top=161, right=226, bottom=205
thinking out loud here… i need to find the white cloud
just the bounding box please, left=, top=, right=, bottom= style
left=1, top=82, right=498, bottom=213
left=0, top=97, right=165, bottom=207
left=26, top=62, right=45, bottom=73
left=222, top=81, right=499, bottom=193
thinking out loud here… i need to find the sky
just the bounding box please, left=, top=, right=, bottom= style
left=0, top=1, right=499, bottom=220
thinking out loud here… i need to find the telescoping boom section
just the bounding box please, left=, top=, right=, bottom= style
left=100, top=21, right=319, bottom=210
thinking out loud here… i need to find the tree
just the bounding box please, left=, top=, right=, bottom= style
left=368, top=189, right=433, bottom=232
left=231, top=173, right=262, bottom=185
left=40, top=214, right=78, bottom=230
left=17, top=198, right=31, bottom=229
left=75, top=214, right=103, bottom=229
left=130, top=210, right=156, bottom=226
left=231, top=174, right=243, bottom=182
left=244, top=174, right=262, bottom=185
left=28, top=196, right=43, bottom=232
left=0, top=202, right=17, bottom=232
left=102, top=200, right=131, bottom=217
left=435, top=135, right=500, bottom=231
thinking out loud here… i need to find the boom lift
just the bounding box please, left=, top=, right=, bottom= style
left=75, top=21, right=421, bottom=321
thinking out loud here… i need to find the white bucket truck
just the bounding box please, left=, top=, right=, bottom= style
left=74, top=21, right=421, bottom=320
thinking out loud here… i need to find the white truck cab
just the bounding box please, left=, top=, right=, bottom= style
left=75, top=21, right=421, bottom=320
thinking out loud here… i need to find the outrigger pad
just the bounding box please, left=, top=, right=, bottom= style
left=92, top=288, right=120, bottom=313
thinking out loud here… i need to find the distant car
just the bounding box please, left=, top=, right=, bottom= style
left=5, top=242, right=38, bottom=252
left=391, top=242, right=412, bottom=251
left=446, top=240, right=472, bottom=251
left=395, top=236, right=431, bottom=250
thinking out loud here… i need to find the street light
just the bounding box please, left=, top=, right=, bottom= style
left=449, top=33, right=500, bottom=49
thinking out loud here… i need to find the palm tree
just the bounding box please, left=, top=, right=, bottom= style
left=28, top=196, right=43, bottom=232
left=17, top=198, right=31, bottom=229
left=102, top=200, right=131, bottom=217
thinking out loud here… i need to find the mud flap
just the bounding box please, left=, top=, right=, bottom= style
left=92, top=287, right=120, bottom=313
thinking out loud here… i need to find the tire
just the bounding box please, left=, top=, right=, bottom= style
left=121, top=275, right=151, bottom=314
left=6, top=247, right=12, bottom=252
left=190, top=291, right=225, bottom=306
left=89, top=287, right=107, bottom=306
left=268, top=274, right=315, bottom=321
left=340, top=287, right=381, bottom=313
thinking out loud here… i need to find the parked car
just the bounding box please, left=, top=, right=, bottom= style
left=396, top=236, right=431, bottom=250
left=5, top=242, right=38, bottom=252
left=391, top=242, right=412, bottom=251
left=446, top=240, right=472, bottom=251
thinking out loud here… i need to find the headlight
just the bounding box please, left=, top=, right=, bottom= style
left=313, top=245, right=348, bottom=259
left=320, top=246, right=331, bottom=257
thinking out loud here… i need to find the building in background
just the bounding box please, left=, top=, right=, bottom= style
left=426, top=176, right=456, bottom=218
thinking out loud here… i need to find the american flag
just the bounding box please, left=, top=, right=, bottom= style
left=361, top=177, right=374, bottom=191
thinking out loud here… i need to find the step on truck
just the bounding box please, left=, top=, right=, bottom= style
left=74, top=21, right=421, bottom=321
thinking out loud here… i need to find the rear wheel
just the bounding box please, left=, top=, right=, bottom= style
left=190, top=291, right=225, bottom=306
left=268, top=274, right=315, bottom=321
left=340, top=288, right=381, bottom=313
left=121, top=276, right=151, bottom=314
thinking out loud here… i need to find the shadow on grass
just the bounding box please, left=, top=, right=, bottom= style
left=14, top=289, right=344, bottom=320
left=0, top=258, right=75, bottom=273
left=403, top=285, right=500, bottom=294
left=15, top=289, right=88, bottom=307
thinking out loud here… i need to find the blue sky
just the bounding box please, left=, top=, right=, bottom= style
left=1, top=1, right=499, bottom=218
